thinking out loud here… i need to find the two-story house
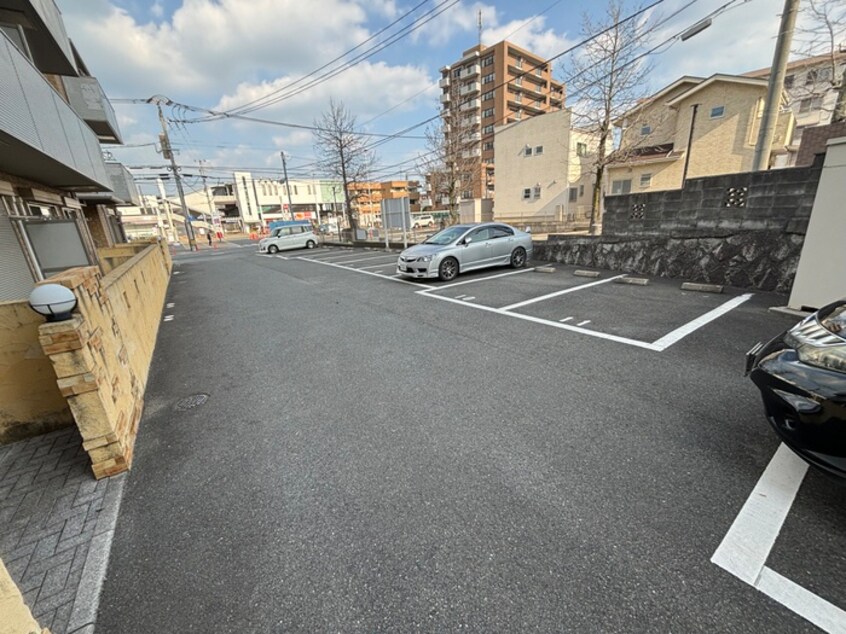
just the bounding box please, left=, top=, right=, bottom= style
left=493, top=108, right=600, bottom=231
left=607, top=74, right=794, bottom=194
left=0, top=0, right=134, bottom=301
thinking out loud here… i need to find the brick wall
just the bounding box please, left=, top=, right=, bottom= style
left=602, top=158, right=823, bottom=237
left=0, top=301, right=72, bottom=444
left=795, top=122, right=846, bottom=167
left=37, top=241, right=172, bottom=478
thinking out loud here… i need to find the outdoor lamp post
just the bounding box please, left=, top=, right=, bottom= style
left=28, top=284, right=77, bottom=322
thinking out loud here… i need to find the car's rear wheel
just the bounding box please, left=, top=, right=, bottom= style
left=439, top=257, right=458, bottom=281
left=510, top=247, right=527, bottom=268
left=306, top=240, right=316, bottom=249
left=268, top=245, right=279, bottom=254
left=428, top=221, right=434, bottom=227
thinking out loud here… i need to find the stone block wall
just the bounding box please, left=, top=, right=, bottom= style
left=97, top=243, right=148, bottom=274
left=602, top=159, right=823, bottom=237
left=0, top=301, right=72, bottom=444
left=37, top=241, right=172, bottom=478
left=534, top=230, right=804, bottom=293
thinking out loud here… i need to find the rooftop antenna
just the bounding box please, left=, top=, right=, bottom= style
left=478, top=9, right=482, bottom=47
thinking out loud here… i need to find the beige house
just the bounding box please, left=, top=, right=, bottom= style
left=608, top=74, right=795, bottom=194
left=493, top=108, right=598, bottom=230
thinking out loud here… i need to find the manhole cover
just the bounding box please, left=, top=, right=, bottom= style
left=174, top=394, right=209, bottom=411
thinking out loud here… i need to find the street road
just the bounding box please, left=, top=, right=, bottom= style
left=96, top=245, right=846, bottom=632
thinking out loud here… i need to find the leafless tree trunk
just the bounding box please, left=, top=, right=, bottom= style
left=562, top=0, right=657, bottom=234
left=313, top=99, right=376, bottom=236
left=794, top=0, right=846, bottom=122
left=418, top=80, right=479, bottom=226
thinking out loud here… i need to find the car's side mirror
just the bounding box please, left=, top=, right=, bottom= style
left=464, top=238, right=472, bottom=245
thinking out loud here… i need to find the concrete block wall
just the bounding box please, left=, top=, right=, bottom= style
left=0, top=301, right=72, bottom=444
left=603, top=158, right=823, bottom=237
left=36, top=241, right=172, bottom=478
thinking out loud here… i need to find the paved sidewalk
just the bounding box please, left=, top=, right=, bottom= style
left=0, top=427, right=125, bottom=634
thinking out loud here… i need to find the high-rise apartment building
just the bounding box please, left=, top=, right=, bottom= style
left=439, top=41, right=565, bottom=201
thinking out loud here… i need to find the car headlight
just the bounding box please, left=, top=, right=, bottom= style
left=417, top=255, right=433, bottom=262
left=783, top=316, right=846, bottom=374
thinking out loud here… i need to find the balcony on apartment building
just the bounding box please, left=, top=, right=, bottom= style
left=461, top=148, right=482, bottom=159
left=462, top=64, right=481, bottom=78
left=459, top=98, right=480, bottom=112
left=439, top=76, right=450, bottom=88
left=61, top=73, right=122, bottom=143
left=440, top=92, right=450, bottom=104
left=2, top=0, right=77, bottom=75
left=462, top=131, right=482, bottom=144
left=459, top=81, right=481, bottom=96
left=460, top=114, right=481, bottom=127
left=0, top=29, right=111, bottom=191
left=77, top=163, right=141, bottom=206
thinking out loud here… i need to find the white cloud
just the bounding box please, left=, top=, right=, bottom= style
left=150, top=2, right=164, bottom=18
left=213, top=61, right=435, bottom=126
left=412, top=1, right=497, bottom=46
left=57, top=0, right=372, bottom=98
left=482, top=16, right=576, bottom=60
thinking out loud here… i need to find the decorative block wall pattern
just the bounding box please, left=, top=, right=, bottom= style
left=36, top=241, right=171, bottom=478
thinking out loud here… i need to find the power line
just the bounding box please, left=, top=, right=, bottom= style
left=219, top=0, right=433, bottom=117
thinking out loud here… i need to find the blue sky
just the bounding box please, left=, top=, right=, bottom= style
left=55, top=0, right=787, bottom=198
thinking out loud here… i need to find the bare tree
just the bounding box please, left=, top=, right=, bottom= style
left=562, top=0, right=657, bottom=233
left=793, top=0, right=846, bottom=122
left=313, top=99, right=376, bottom=234
left=418, top=80, right=479, bottom=225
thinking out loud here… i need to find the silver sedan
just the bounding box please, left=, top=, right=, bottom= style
left=396, top=222, right=533, bottom=281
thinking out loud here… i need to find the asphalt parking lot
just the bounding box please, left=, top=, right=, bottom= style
left=97, top=244, right=846, bottom=633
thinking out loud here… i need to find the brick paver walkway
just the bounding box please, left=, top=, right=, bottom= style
left=0, top=426, right=124, bottom=634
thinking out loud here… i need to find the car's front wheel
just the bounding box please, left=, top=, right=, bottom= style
left=510, top=247, right=527, bottom=268
left=438, top=257, right=458, bottom=281
left=306, top=240, right=316, bottom=249
left=268, top=245, right=279, bottom=254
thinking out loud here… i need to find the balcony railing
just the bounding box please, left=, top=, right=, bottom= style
left=461, top=148, right=482, bottom=159
left=459, top=99, right=480, bottom=112
left=62, top=75, right=122, bottom=143
left=439, top=77, right=449, bottom=88
left=463, top=64, right=481, bottom=77
left=440, top=92, right=450, bottom=104
left=459, top=81, right=481, bottom=96
left=0, top=34, right=110, bottom=191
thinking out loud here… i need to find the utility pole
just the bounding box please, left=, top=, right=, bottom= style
left=280, top=151, right=295, bottom=221
left=753, top=0, right=800, bottom=172
left=156, top=177, right=178, bottom=243
left=152, top=97, right=198, bottom=249
left=198, top=160, right=219, bottom=240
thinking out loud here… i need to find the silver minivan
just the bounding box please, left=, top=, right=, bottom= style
left=259, top=224, right=318, bottom=253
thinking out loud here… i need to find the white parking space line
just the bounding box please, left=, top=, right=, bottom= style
left=358, top=263, right=396, bottom=270
left=711, top=443, right=808, bottom=585
left=163, top=315, right=174, bottom=322
left=373, top=270, right=383, bottom=274
left=418, top=291, right=658, bottom=350
left=276, top=255, right=289, bottom=260
left=455, top=294, right=466, bottom=299
left=166, top=303, right=175, bottom=309
left=650, top=293, right=753, bottom=351
left=577, top=319, right=591, bottom=326
left=422, top=267, right=535, bottom=291
left=500, top=275, right=626, bottom=311
left=711, top=444, right=846, bottom=632
left=298, top=256, right=434, bottom=289
left=559, top=317, right=573, bottom=322
left=463, top=296, right=475, bottom=301
left=328, top=255, right=396, bottom=265
left=756, top=567, right=846, bottom=633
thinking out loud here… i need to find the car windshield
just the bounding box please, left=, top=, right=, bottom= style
left=423, top=226, right=468, bottom=245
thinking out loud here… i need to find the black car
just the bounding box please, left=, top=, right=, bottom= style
left=747, top=300, right=846, bottom=479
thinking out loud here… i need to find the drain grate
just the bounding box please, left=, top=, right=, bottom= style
left=174, top=394, right=209, bottom=411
